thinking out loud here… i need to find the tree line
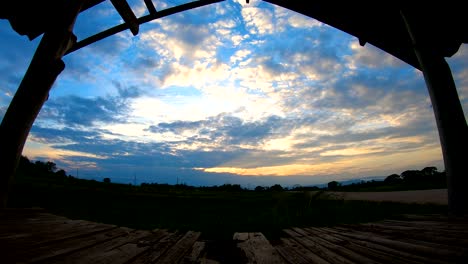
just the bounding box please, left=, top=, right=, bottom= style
left=16, top=156, right=68, bottom=179
left=14, top=156, right=446, bottom=192
left=326, top=166, right=446, bottom=191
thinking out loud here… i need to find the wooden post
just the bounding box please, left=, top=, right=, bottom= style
left=0, top=0, right=84, bottom=207
left=401, top=11, right=468, bottom=216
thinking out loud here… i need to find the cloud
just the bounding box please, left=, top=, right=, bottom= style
left=447, top=44, right=468, bottom=118
left=114, top=81, right=143, bottom=99
left=230, top=49, right=251, bottom=64
left=3, top=1, right=457, bottom=187
left=201, top=142, right=443, bottom=179
left=241, top=6, right=274, bottom=35
left=346, top=41, right=404, bottom=70
left=141, top=15, right=220, bottom=63
left=147, top=113, right=286, bottom=147
left=0, top=20, right=40, bottom=109
left=38, top=95, right=129, bottom=128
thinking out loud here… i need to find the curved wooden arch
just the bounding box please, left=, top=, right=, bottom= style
left=0, top=0, right=466, bottom=215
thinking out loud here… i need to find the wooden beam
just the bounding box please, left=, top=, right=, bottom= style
left=401, top=10, right=468, bottom=216
left=66, top=0, right=224, bottom=55
left=144, top=0, right=157, bottom=15
left=0, top=0, right=84, bottom=207
left=110, top=0, right=139, bottom=36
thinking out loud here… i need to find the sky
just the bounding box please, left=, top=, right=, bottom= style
left=1, top=0, right=467, bottom=187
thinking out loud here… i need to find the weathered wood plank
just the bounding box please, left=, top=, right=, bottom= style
left=180, top=241, right=206, bottom=264
left=318, top=227, right=446, bottom=264
left=70, top=229, right=171, bottom=264
left=334, top=225, right=461, bottom=257
left=130, top=231, right=184, bottom=264
left=92, top=240, right=150, bottom=264
left=0, top=219, right=114, bottom=249
left=275, top=237, right=330, bottom=264
left=293, top=227, right=379, bottom=264
left=380, top=220, right=468, bottom=232
left=232, top=232, right=249, bottom=241
left=27, top=227, right=128, bottom=263
left=234, top=232, right=284, bottom=264
left=156, top=231, right=201, bottom=264
left=34, top=223, right=117, bottom=246
left=0, top=217, right=70, bottom=232
left=398, top=237, right=468, bottom=257
left=283, top=229, right=357, bottom=264
left=356, top=223, right=468, bottom=249
left=360, top=222, right=468, bottom=244
left=48, top=229, right=150, bottom=264
left=3, top=210, right=467, bottom=264
left=325, top=226, right=465, bottom=263
left=305, top=227, right=422, bottom=264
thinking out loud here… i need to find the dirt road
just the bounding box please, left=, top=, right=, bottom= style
left=324, top=189, right=448, bottom=205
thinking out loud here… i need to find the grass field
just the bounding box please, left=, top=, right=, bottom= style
left=8, top=175, right=448, bottom=240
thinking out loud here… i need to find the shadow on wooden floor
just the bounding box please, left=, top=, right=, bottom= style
left=1, top=208, right=467, bottom=263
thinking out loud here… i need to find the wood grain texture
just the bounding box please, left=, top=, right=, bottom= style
left=2, top=209, right=468, bottom=264
left=234, top=232, right=284, bottom=264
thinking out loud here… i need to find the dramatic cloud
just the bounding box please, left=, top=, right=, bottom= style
left=2, top=1, right=464, bottom=187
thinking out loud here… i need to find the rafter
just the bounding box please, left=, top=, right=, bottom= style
left=66, top=0, right=224, bottom=55
left=144, top=0, right=157, bottom=15
left=110, top=0, right=139, bottom=36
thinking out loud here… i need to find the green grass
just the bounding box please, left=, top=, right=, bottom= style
left=8, top=176, right=448, bottom=240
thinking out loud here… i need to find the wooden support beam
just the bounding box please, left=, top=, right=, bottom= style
left=0, top=0, right=84, bottom=207
left=401, top=11, right=468, bottom=216
left=144, top=0, right=157, bottom=15
left=110, top=0, right=139, bottom=36
left=66, top=0, right=224, bottom=55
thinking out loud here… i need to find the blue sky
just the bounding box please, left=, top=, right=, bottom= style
left=1, top=0, right=467, bottom=187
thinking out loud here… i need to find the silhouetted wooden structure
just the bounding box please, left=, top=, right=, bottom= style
left=1, top=208, right=467, bottom=263
left=0, top=1, right=467, bottom=215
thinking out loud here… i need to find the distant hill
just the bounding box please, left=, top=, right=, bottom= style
left=306, top=176, right=386, bottom=189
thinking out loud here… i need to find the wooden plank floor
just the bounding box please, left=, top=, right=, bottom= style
left=0, top=208, right=204, bottom=264
left=272, top=214, right=468, bottom=264
left=1, top=209, right=468, bottom=263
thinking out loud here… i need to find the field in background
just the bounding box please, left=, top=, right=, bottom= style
left=8, top=173, right=448, bottom=239
left=322, top=189, right=448, bottom=204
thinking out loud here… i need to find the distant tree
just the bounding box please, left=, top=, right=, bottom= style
left=56, top=169, right=67, bottom=177
left=45, top=161, right=57, bottom=173
left=217, top=184, right=243, bottom=192
left=34, top=160, right=57, bottom=173
left=401, top=170, right=423, bottom=183
left=327, top=181, right=340, bottom=190
left=270, top=184, right=284, bottom=192
left=384, top=174, right=402, bottom=184
left=291, top=184, right=302, bottom=191
left=254, top=186, right=265, bottom=192
left=103, top=177, right=111, bottom=183
left=421, top=167, right=438, bottom=176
